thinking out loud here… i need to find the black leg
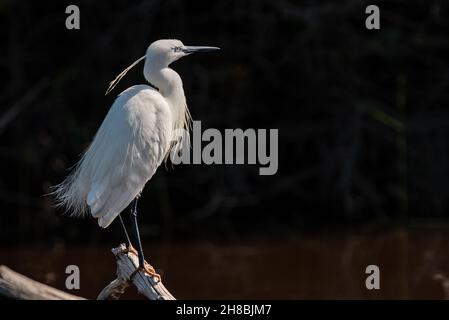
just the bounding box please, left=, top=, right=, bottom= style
left=129, top=198, right=145, bottom=269
left=118, top=213, right=131, bottom=246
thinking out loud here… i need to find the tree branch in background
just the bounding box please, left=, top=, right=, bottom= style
left=0, top=78, right=49, bottom=136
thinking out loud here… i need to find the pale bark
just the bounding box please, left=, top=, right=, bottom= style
left=0, top=243, right=175, bottom=300
left=0, top=265, right=84, bottom=300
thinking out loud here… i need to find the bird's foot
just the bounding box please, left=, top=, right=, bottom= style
left=126, top=244, right=161, bottom=282
left=143, top=261, right=161, bottom=281
left=129, top=264, right=161, bottom=283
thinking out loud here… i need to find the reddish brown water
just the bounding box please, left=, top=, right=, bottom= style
left=2, top=227, right=449, bottom=299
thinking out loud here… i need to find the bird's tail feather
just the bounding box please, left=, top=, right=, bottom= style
left=51, top=157, right=89, bottom=218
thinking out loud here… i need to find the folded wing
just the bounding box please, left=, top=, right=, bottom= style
left=54, top=85, right=173, bottom=228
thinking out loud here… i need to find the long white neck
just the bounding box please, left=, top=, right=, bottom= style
left=143, top=61, right=191, bottom=134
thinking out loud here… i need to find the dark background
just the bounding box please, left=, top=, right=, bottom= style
left=1, top=0, right=449, bottom=299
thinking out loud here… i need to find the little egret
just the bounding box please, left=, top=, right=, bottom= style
left=54, top=39, right=220, bottom=277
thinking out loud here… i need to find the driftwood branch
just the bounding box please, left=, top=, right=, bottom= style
left=0, top=244, right=175, bottom=300
left=0, top=265, right=85, bottom=300
left=97, top=243, right=175, bottom=300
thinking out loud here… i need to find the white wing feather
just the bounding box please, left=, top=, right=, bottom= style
left=54, top=85, right=173, bottom=228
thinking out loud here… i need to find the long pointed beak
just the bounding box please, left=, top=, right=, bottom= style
left=181, top=46, right=220, bottom=54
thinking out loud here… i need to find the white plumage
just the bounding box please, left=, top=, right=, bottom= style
left=53, top=39, right=219, bottom=228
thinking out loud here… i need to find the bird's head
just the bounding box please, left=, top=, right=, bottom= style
left=147, top=39, right=220, bottom=66
left=105, top=39, right=219, bottom=95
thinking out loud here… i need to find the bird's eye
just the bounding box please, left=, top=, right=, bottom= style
left=173, top=46, right=182, bottom=52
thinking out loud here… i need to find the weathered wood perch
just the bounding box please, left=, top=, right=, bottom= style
left=0, top=265, right=84, bottom=300
left=0, top=243, right=175, bottom=300
left=98, top=243, right=175, bottom=300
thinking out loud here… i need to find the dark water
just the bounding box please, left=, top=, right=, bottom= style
left=2, top=228, right=449, bottom=299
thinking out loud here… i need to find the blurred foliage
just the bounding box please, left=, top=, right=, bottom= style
left=0, top=0, right=449, bottom=244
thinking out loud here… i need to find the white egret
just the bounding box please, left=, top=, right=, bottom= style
left=54, top=39, right=220, bottom=277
